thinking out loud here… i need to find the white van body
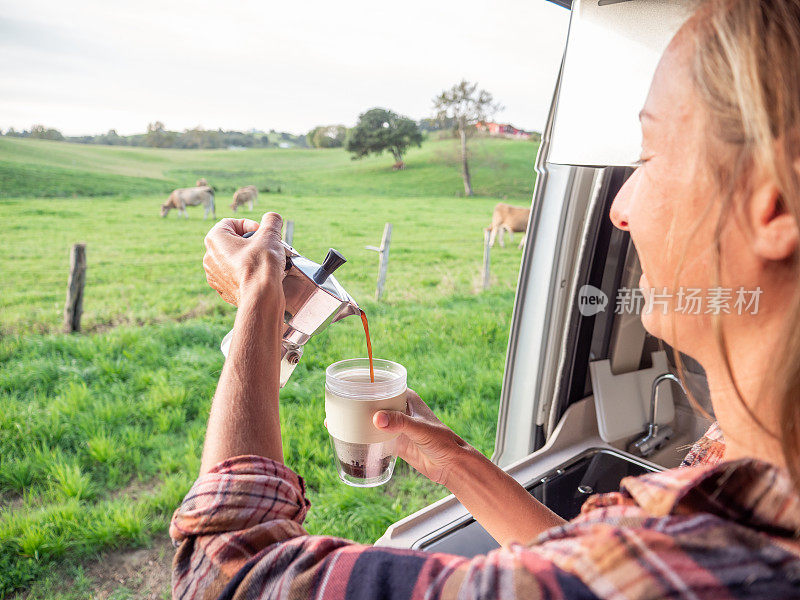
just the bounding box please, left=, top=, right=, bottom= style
left=376, top=0, right=713, bottom=556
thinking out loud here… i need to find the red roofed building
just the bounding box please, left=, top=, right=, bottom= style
left=476, top=121, right=533, bottom=139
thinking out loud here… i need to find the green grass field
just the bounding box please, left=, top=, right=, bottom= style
left=0, top=135, right=537, bottom=598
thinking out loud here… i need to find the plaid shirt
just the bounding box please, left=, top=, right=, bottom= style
left=171, top=425, right=800, bottom=599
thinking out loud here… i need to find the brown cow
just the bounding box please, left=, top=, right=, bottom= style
left=161, top=186, right=215, bottom=219
left=196, top=177, right=209, bottom=187
left=486, top=202, right=530, bottom=249
left=231, top=185, right=258, bottom=212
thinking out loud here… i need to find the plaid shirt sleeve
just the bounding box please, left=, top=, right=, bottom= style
left=679, top=422, right=725, bottom=468
left=171, top=454, right=800, bottom=599
left=170, top=455, right=599, bottom=600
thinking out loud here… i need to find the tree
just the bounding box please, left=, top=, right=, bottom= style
left=433, top=80, right=502, bottom=196
left=144, top=121, right=176, bottom=148
left=30, top=124, right=64, bottom=141
left=177, top=127, right=224, bottom=149
left=307, top=125, right=347, bottom=148
left=95, top=129, right=127, bottom=146
left=345, top=108, right=422, bottom=167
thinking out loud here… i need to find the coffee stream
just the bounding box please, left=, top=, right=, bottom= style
left=359, top=309, right=375, bottom=383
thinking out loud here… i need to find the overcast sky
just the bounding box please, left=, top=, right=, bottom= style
left=0, top=0, right=570, bottom=136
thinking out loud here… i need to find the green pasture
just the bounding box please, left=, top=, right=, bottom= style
left=0, top=136, right=537, bottom=598
left=0, top=135, right=535, bottom=200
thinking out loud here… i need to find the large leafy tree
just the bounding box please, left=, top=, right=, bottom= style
left=345, top=108, right=422, bottom=167
left=433, top=80, right=502, bottom=196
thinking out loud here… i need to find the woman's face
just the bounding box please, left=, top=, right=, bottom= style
left=608, top=32, right=754, bottom=358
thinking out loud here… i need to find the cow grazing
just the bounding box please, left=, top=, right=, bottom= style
left=161, top=186, right=216, bottom=219
left=196, top=177, right=209, bottom=187
left=486, top=202, right=531, bottom=249
left=231, top=185, right=258, bottom=212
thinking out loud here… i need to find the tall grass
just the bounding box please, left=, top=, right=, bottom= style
left=0, top=293, right=515, bottom=595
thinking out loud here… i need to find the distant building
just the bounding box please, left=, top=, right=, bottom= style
left=476, top=121, right=534, bottom=140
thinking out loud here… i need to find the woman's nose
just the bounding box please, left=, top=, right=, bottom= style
left=609, top=177, right=633, bottom=231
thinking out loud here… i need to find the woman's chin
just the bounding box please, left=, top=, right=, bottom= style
left=637, top=274, right=664, bottom=337
left=639, top=310, right=661, bottom=338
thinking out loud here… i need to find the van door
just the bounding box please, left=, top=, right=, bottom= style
left=376, top=0, right=697, bottom=554
left=494, top=0, right=693, bottom=467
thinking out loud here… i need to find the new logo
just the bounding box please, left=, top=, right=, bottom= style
left=577, top=284, right=608, bottom=316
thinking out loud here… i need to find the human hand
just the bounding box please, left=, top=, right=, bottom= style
left=202, top=212, right=287, bottom=307
left=372, top=390, right=474, bottom=487
left=373, top=392, right=566, bottom=546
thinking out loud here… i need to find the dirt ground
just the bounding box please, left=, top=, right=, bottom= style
left=83, top=535, right=174, bottom=600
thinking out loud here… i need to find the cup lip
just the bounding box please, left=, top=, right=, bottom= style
left=325, top=358, right=407, bottom=400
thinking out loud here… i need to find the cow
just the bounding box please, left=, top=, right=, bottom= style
left=196, top=177, right=209, bottom=187
left=486, top=202, right=531, bottom=249
left=230, top=185, right=258, bottom=212
left=161, top=186, right=215, bottom=219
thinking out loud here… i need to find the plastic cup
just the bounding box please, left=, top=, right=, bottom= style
left=325, top=358, right=407, bottom=487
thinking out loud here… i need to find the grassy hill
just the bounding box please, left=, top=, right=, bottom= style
left=0, top=136, right=538, bottom=598
left=0, top=135, right=536, bottom=199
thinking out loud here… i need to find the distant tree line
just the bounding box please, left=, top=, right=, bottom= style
left=4, top=120, right=428, bottom=151
left=4, top=124, right=66, bottom=141
left=2, top=122, right=309, bottom=149
left=4, top=93, right=540, bottom=196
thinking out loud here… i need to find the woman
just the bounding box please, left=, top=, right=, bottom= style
left=172, top=1, right=800, bottom=597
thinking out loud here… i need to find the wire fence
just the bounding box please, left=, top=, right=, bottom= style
left=1, top=219, right=527, bottom=334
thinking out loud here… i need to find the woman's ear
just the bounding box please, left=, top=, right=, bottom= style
left=748, top=176, right=799, bottom=261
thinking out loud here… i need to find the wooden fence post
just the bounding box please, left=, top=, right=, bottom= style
left=283, top=219, right=294, bottom=246
left=366, top=223, right=392, bottom=301
left=482, top=229, right=491, bottom=290
left=63, top=243, right=87, bottom=333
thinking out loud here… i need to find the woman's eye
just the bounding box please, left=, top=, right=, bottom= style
left=634, top=156, right=651, bottom=167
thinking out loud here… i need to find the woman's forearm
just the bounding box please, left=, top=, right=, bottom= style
left=200, top=287, right=285, bottom=474
left=445, top=447, right=566, bottom=547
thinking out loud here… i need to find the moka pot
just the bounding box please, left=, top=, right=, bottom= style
left=220, top=233, right=361, bottom=387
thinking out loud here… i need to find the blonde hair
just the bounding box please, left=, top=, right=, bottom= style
left=683, top=0, right=800, bottom=490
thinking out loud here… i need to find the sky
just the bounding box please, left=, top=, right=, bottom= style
left=0, top=0, right=570, bottom=137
